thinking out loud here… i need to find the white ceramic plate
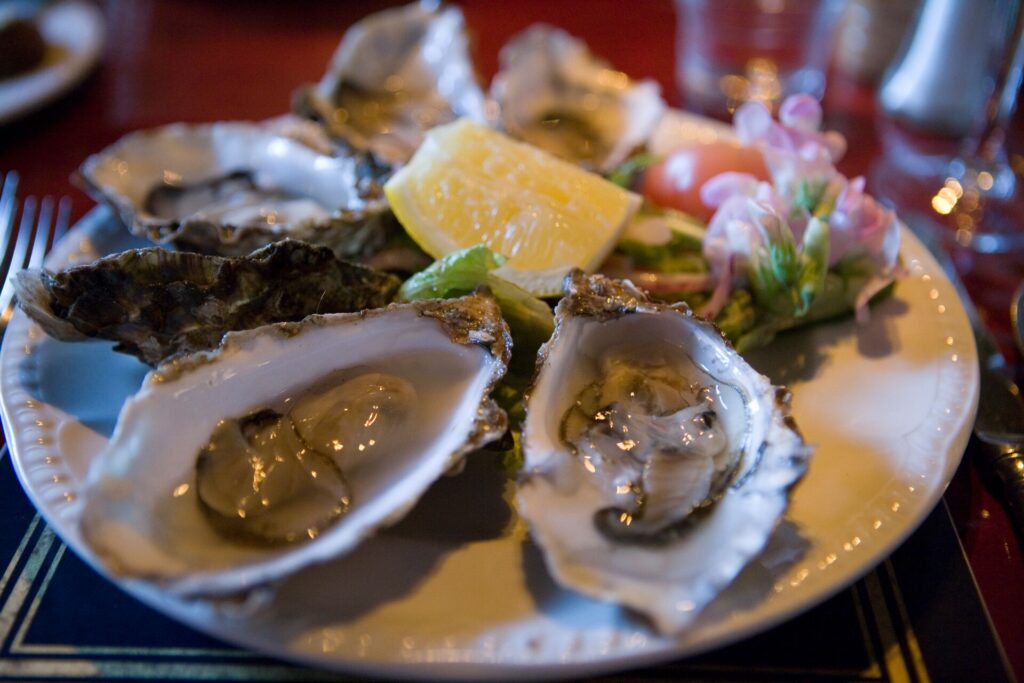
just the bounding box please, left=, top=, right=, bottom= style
left=0, top=0, right=105, bottom=126
left=0, top=112, right=979, bottom=679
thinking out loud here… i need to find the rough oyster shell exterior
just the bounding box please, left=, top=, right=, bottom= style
left=15, top=240, right=400, bottom=366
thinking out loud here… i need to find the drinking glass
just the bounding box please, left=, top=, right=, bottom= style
left=674, top=0, right=846, bottom=117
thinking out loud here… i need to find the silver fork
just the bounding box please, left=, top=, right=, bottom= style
left=0, top=172, right=72, bottom=457
left=0, top=172, right=72, bottom=338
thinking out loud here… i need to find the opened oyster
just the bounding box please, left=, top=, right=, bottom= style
left=78, top=121, right=396, bottom=257
left=15, top=240, right=400, bottom=365
left=293, top=1, right=487, bottom=166
left=518, top=273, right=808, bottom=633
left=490, top=25, right=665, bottom=173
left=78, top=293, right=510, bottom=595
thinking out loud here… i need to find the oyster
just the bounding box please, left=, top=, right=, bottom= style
left=293, top=1, right=487, bottom=165
left=15, top=240, right=400, bottom=365
left=490, top=25, right=665, bottom=173
left=78, top=293, right=510, bottom=595
left=77, top=121, right=396, bottom=258
left=518, top=273, right=809, bottom=633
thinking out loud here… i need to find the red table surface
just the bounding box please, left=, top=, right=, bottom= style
left=0, top=0, right=1022, bottom=678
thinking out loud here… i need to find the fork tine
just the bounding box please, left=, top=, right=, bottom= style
left=48, top=196, right=71, bottom=255
left=11, top=197, right=37, bottom=271
left=0, top=172, right=18, bottom=235
left=0, top=197, right=37, bottom=328
left=0, top=173, right=22, bottom=284
left=0, top=195, right=71, bottom=335
left=3, top=197, right=39, bottom=318
left=7, top=196, right=35, bottom=276
left=25, top=197, right=53, bottom=271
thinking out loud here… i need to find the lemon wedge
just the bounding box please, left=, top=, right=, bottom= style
left=384, top=119, right=641, bottom=296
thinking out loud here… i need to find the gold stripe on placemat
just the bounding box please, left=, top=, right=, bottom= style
left=9, top=542, right=248, bottom=658
left=0, top=530, right=344, bottom=681
left=0, top=515, right=41, bottom=606
left=627, top=562, right=927, bottom=682
left=0, top=520, right=55, bottom=650
left=851, top=570, right=885, bottom=680
left=864, top=570, right=915, bottom=683
left=883, top=559, right=930, bottom=682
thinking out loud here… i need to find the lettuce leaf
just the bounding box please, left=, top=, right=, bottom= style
left=607, top=152, right=657, bottom=189
left=397, top=246, right=554, bottom=376
left=747, top=215, right=830, bottom=318
left=733, top=253, right=891, bottom=352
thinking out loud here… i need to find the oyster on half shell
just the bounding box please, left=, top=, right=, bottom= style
left=78, top=121, right=396, bottom=258
left=293, top=1, right=487, bottom=166
left=490, top=25, right=665, bottom=173
left=78, top=293, right=510, bottom=596
left=518, top=273, right=809, bottom=633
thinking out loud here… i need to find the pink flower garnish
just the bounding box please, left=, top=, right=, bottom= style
left=700, top=191, right=789, bottom=318
left=692, top=94, right=902, bottom=323
left=830, top=177, right=899, bottom=267
left=828, top=176, right=902, bottom=322
left=735, top=94, right=846, bottom=163
left=669, top=94, right=903, bottom=326
left=701, top=172, right=762, bottom=210
left=733, top=94, right=845, bottom=200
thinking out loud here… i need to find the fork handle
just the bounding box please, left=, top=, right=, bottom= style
left=976, top=441, right=1024, bottom=543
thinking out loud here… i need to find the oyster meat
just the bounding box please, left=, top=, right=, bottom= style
left=293, top=1, right=487, bottom=165
left=518, top=273, right=809, bottom=633
left=15, top=240, right=400, bottom=366
left=78, top=293, right=510, bottom=595
left=78, top=121, right=396, bottom=257
left=490, top=25, right=665, bottom=173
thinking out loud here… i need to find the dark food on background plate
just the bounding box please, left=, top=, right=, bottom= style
left=0, top=12, right=45, bottom=79
left=14, top=240, right=400, bottom=366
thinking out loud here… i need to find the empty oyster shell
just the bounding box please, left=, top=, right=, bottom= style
left=15, top=240, right=400, bottom=366
left=77, top=121, right=396, bottom=258
left=293, top=1, right=487, bottom=165
left=78, top=293, right=510, bottom=595
left=518, top=273, right=809, bottom=633
left=490, top=25, right=665, bottom=173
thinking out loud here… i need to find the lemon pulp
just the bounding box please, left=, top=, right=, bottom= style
left=385, top=119, right=641, bottom=296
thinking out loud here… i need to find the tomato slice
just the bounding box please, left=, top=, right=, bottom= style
left=640, top=141, right=769, bottom=221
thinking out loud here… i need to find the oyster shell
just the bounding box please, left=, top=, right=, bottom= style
left=15, top=240, right=400, bottom=366
left=490, top=25, right=665, bottom=173
left=77, top=121, right=396, bottom=258
left=293, top=1, right=487, bottom=165
left=78, top=293, right=510, bottom=595
left=518, top=273, right=809, bottom=633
